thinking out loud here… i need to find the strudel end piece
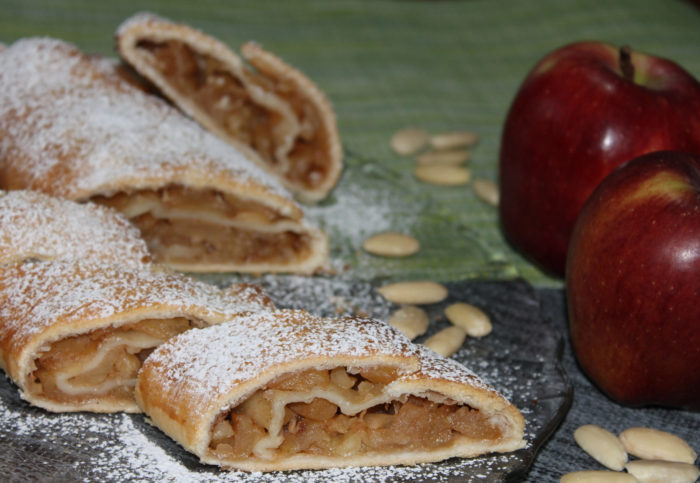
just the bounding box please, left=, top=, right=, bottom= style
left=136, top=310, right=526, bottom=471
left=0, top=38, right=328, bottom=274
left=117, top=12, right=343, bottom=203
left=0, top=260, right=273, bottom=413
left=0, top=190, right=150, bottom=266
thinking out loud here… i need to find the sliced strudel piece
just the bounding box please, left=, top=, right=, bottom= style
left=117, top=12, right=343, bottom=202
left=0, top=38, right=328, bottom=274
left=136, top=310, right=526, bottom=471
left=0, top=260, right=273, bottom=413
left=0, top=189, right=150, bottom=266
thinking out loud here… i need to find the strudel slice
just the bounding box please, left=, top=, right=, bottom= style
left=0, top=190, right=150, bottom=266
left=136, top=310, right=526, bottom=471
left=117, top=12, right=343, bottom=203
left=0, top=260, right=273, bottom=413
left=0, top=38, right=328, bottom=274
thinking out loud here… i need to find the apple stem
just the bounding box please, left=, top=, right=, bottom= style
left=619, top=45, right=634, bottom=82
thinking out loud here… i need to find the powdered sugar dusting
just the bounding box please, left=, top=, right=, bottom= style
left=407, top=344, right=493, bottom=392
left=0, top=38, right=289, bottom=202
left=0, top=260, right=272, bottom=355
left=144, top=310, right=418, bottom=410
left=0, top=190, right=150, bottom=265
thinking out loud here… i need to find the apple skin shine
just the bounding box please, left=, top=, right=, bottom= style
left=498, top=41, right=700, bottom=277
left=566, top=151, right=700, bottom=410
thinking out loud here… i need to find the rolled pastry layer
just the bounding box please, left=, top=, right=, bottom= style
left=0, top=189, right=150, bottom=266
left=0, top=260, right=273, bottom=413
left=117, top=12, right=343, bottom=202
left=136, top=310, right=526, bottom=471
left=0, top=38, right=328, bottom=274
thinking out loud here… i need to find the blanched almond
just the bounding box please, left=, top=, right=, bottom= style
left=391, top=127, right=429, bottom=155
left=625, top=459, right=699, bottom=483
left=423, top=325, right=467, bottom=357
left=388, top=305, right=429, bottom=340
left=619, top=428, right=697, bottom=464
left=430, top=130, right=479, bottom=150
left=473, top=178, right=500, bottom=206
left=573, top=424, right=628, bottom=471
left=362, top=232, right=420, bottom=257
left=444, top=302, right=492, bottom=337
left=414, top=165, right=471, bottom=186
left=559, top=471, right=638, bottom=483
left=415, top=149, right=470, bottom=165
left=377, top=281, right=448, bottom=305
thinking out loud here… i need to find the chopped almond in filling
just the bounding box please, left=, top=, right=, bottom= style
left=209, top=367, right=504, bottom=460
left=92, top=186, right=312, bottom=267
left=133, top=39, right=330, bottom=189
left=31, top=317, right=196, bottom=404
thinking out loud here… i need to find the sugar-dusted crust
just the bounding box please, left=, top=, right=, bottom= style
left=117, top=12, right=343, bottom=203
left=0, top=190, right=150, bottom=266
left=0, top=260, right=274, bottom=413
left=0, top=37, right=328, bottom=274
left=136, top=310, right=525, bottom=471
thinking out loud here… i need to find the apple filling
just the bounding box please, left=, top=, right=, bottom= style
left=92, top=185, right=313, bottom=270
left=132, top=39, right=330, bottom=190
left=208, top=367, right=504, bottom=461
left=30, top=317, right=197, bottom=405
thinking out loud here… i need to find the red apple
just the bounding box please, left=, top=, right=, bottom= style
left=567, top=150, right=700, bottom=409
left=499, top=41, right=700, bottom=277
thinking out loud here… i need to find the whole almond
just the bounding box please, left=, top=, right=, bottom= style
left=415, top=149, right=471, bottom=165
left=362, top=232, right=420, bottom=257
left=391, top=127, right=429, bottom=155
left=377, top=281, right=448, bottom=305
left=625, top=459, right=699, bottom=483
left=619, top=428, right=697, bottom=464
left=473, top=178, right=500, bottom=206
left=573, top=424, right=628, bottom=471
left=430, top=130, right=479, bottom=150
left=423, top=325, right=467, bottom=357
left=560, top=471, right=638, bottom=483
left=388, top=305, right=429, bottom=340
left=444, top=302, right=492, bottom=337
left=414, top=165, right=471, bottom=186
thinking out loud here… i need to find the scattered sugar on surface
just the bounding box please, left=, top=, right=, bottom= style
left=305, top=161, right=422, bottom=276
left=0, top=385, right=516, bottom=482
left=306, top=178, right=398, bottom=250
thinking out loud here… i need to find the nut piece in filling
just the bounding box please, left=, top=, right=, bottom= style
left=209, top=367, right=504, bottom=462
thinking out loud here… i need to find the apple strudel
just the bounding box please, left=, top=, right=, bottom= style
left=136, top=310, right=526, bottom=471
left=0, top=189, right=150, bottom=266
left=0, top=260, right=273, bottom=413
left=116, top=12, right=343, bottom=202
left=0, top=37, right=328, bottom=274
